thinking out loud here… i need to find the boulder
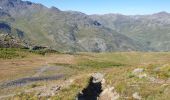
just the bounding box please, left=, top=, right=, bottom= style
left=77, top=73, right=119, bottom=100
left=138, top=73, right=147, bottom=79
left=91, top=73, right=105, bottom=84
left=132, top=68, right=144, bottom=75
left=77, top=73, right=104, bottom=100
left=99, top=87, right=119, bottom=100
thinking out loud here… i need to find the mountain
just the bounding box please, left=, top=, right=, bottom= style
left=0, top=22, right=26, bottom=48
left=0, top=0, right=143, bottom=52
left=1, top=0, right=170, bottom=52
left=90, top=12, right=170, bottom=51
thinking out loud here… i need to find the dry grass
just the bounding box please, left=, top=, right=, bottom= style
left=0, top=51, right=170, bottom=100
left=0, top=52, right=76, bottom=82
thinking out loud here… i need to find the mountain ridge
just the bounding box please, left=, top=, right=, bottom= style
left=90, top=12, right=170, bottom=51
left=0, top=0, right=170, bottom=52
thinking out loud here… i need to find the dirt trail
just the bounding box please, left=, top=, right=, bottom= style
left=0, top=74, right=64, bottom=88
left=33, top=65, right=50, bottom=77
left=0, top=65, right=64, bottom=88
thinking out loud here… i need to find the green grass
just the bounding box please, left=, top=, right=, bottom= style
left=0, top=48, right=60, bottom=59
left=77, top=58, right=125, bottom=69
left=29, top=49, right=59, bottom=55
left=1, top=52, right=170, bottom=100
left=0, top=48, right=27, bottom=59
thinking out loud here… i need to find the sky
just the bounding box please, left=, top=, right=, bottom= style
left=24, top=0, right=170, bottom=15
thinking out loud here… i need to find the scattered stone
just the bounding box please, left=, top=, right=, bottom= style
left=50, top=86, right=61, bottom=96
left=132, top=92, right=142, bottom=100
left=38, top=85, right=61, bottom=97
left=138, top=73, right=147, bottom=79
left=99, top=86, right=119, bottom=100
left=91, top=73, right=105, bottom=83
left=132, top=68, right=144, bottom=75
left=148, top=76, right=165, bottom=84
left=148, top=76, right=156, bottom=82
left=161, top=84, right=169, bottom=87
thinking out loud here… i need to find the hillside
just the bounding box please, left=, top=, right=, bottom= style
left=0, top=0, right=170, bottom=52
left=0, top=0, right=143, bottom=52
left=0, top=22, right=27, bottom=48
left=91, top=12, right=170, bottom=51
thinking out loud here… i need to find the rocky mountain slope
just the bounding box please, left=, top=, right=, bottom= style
left=0, top=22, right=26, bottom=48
left=0, top=0, right=170, bottom=52
left=91, top=12, right=170, bottom=51
left=0, top=0, right=143, bottom=52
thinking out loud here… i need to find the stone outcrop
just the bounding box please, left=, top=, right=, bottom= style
left=77, top=73, right=119, bottom=100
left=132, top=92, right=142, bottom=100
left=99, top=86, right=119, bottom=100
left=132, top=68, right=144, bottom=75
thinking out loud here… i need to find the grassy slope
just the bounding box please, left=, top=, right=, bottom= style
left=55, top=52, right=170, bottom=100
left=5, top=5, right=141, bottom=52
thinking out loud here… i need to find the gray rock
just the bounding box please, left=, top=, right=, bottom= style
left=133, top=92, right=142, bottom=100
left=132, top=68, right=144, bottom=75
left=138, top=73, right=147, bottom=79
left=99, top=87, right=119, bottom=100
left=92, top=73, right=104, bottom=83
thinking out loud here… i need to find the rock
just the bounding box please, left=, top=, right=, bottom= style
left=77, top=73, right=119, bottom=100
left=91, top=73, right=105, bottom=83
left=132, top=68, right=144, bottom=75
left=38, top=85, right=61, bottom=97
left=138, top=73, right=147, bottom=79
left=132, top=68, right=146, bottom=79
left=148, top=76, right=156, bottom=82
left=148, top=76, right=165, bottom=84
left=99, top=87, right=119, bottom=100
left=50, top=86, right=61, bottom=96
left=77, top=73, right=104, bottom=100
left=132, top=92, right=142, bottom=100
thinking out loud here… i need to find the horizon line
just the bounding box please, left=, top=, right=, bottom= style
left=23, top=0, right=170, bottom=16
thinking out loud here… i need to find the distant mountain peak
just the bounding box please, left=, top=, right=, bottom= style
left=50, top=6, right=60, bottom=12
left=0, top=0, right=25, bottom=8
left=1, top=0, right=170, bottom=52
left=0, top=0, right=22, bottom=4
left=153, top=11, right=170, bottom=16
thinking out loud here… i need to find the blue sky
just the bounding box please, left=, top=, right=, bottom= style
left=24, top=0, right=170, bottom=15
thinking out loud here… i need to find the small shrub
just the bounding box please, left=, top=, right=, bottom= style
left=127, top=72, right=135, bottom=78
left=115, top=82, right=127, bottom=94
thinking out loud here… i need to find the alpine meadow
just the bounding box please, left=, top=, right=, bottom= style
left=0, top=0, right=170, bottom=100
